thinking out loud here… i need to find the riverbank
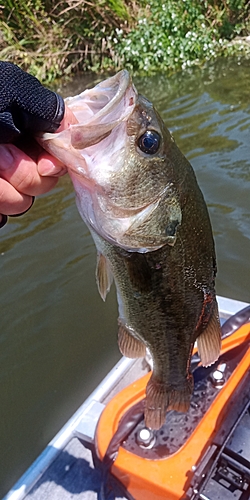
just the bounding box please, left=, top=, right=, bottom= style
left=1, top=1, right=250, bottom=82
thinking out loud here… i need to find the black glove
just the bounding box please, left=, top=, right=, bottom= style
left=0, top=62, right=65, bottom=228
left=0, top=61, right=65, bottom=143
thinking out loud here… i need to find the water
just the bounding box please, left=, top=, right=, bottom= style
left=0, top=57, right=249, bottom=497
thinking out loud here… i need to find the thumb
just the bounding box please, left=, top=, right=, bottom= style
left=37, top=153, right=67, bottom=177
left=37, top=105, right=78, bottom=176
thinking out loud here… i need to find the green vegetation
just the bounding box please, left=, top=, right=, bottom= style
left=113, top=0, right=250, bottom=73
left=0, top=1, right=249, bottom=82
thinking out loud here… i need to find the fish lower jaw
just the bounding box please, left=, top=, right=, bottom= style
left=69, top=170, right=99, bottom=198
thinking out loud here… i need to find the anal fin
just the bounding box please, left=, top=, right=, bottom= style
left=197, top=301, right=221, bottom=367
left=96, top=253, right=113, bottom=301
left=145, top=375, right=193, bottom=430
left=118, top=321, right=146, bottom=358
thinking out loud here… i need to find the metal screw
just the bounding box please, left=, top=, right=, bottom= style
left=136, top=427, right=155, bottom=449
left=211, top=363, right=226, bottom=388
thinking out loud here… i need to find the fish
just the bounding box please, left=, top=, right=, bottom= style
left=39, top=70, right=221, bottom=430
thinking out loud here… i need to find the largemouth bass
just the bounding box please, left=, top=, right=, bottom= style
left=40, top=71, right=221, bottom=430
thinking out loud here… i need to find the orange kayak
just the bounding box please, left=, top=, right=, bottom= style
left=96, top=308, right=250, bottom=500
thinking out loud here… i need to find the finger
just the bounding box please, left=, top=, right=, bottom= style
left=37, top=105, right=78, bottom=176
left=37, top=152, right=67, bottom=177
left=0, top=144, right=59, bottom=196
left=0, top=177, right=34, bottom=215
left=9, top=196, right=35, bottom=217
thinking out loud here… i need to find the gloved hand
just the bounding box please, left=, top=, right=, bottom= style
left=0, top=62, right=77, bottom=228
left=0, top=61, right=64, bottom=143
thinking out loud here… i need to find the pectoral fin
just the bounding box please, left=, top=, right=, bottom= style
left=118, top=321, right=146, bottom=358
left=96, top=253, right=113, bottom=301
left=197, top=303, right=221, bottom=367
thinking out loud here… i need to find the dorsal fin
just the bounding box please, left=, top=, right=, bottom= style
left=197, top=303, right=221, bottom=367
left=118, top=321, right=146, bottom=358
left=96, top=253, right=113, bottom=301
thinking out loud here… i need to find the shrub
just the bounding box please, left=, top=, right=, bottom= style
left=0, top=0, right=249, bottom=81
left=109, top=0, right=250, bottom=74
left=0, top=0, right=130, bottom=81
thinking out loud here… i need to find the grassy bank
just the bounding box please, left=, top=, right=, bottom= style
left=0, top=1, right=249, bottom=82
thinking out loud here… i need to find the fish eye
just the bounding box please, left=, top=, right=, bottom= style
left=137, top=130, right=161, bottom=155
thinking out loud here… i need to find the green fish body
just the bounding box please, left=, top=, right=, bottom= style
left=40, top=71, right=221, bottom=429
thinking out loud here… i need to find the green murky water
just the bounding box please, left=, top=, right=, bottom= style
left=0, top=57, right=249, bottom=497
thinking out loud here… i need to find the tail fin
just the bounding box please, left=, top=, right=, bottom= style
left=144, top=374, right=193, bottom=430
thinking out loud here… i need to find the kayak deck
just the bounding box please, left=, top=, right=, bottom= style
left=6, top=357, right=147, bottom=500
left=4, top=296, right=250, bottom=500
left=25, top=437, right=127, bottom=500
left=25, top=438, right=100, bottom=500
left=24, top=360, right=146, bottom=500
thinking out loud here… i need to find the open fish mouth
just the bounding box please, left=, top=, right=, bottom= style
left=39, top=70, right=137, bottom=176
left=66, top=70, right=135, bottom=124
left=63, top=70, right=137, bottom=150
